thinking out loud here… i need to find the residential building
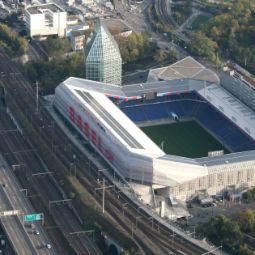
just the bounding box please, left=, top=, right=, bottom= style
left=70, top=30, right=85, bottom=51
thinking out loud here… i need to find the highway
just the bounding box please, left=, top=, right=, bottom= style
left=0, top=51, right=221, bottom=254
left=0, top=180, right=36, bottom=255
left=0, top=153, right=56, bottom=255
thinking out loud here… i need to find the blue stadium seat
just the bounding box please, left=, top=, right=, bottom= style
left=120, top=92, right=255, bottom=152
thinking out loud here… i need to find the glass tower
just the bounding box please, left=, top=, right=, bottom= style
left=85, top=19, right=122, bottom=85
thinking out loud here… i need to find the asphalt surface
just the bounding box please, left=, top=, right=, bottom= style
left=0, top=157, right=37, bottom=255
left=0, top=153, right=56, bottom=255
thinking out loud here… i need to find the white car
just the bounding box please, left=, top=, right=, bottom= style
left=34, top=230, right=40, bottom=235
left=46, top=244, right=51, bottom=249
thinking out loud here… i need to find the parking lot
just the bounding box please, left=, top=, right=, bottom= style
left=185, top=199, right=255, bottom=229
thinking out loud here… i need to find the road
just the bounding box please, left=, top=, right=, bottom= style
left=0, top=156, right=37, bottom=255
left=0, top=153, right=56, bottom=255
left=0, top=187, right=36, bottom=255
left=114, top=0, right=187, bottom=57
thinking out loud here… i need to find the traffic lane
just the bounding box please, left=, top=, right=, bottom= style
left=0, top=186, right=36, bottom=255
left=0, top=160, right=55, bottom=255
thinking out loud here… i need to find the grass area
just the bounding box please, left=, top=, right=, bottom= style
left=141, top=121, right=229, bottom=158
left=190, top=14, right=211, bottom=30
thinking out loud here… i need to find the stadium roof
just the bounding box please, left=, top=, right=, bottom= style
left=197, top=150, right=255, bottom=167
left=147, top=57, right=220, bottom=84
left=58, top=73, right=255, bottom=186
left=197, top=84, right=255, bottom=140
left=69, top=84, right=164, bottom=155
left=64, top=76, right=255, bottom=141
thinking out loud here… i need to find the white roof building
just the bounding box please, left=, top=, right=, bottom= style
left=25, top=3, right=67, bottom=38
left=53, top=57, right=255, bottom=201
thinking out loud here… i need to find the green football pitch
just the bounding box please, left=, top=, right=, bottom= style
left=141, top=121, right=229, bottom=158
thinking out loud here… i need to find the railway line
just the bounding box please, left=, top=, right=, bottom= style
left=0, top=111, right=101, bottom=255
left=0, top=51, right=214, bottom=254
left=0, top=57, right=102, bottom=254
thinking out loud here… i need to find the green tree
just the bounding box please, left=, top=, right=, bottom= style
left=154, top=49, right=167, bottom=62
left=120, top=251, right=130, bottom=255
left=242, top=191, right=253, bottom=202
left=200, top=215, right=243, bottom=249
left=188, top=32, right=218, bottom=60
left=46, top=37, right=71, bottom=58
left=69, top=192, right=76, bottom=199
left=167, top=49, right=180, bottom=62
left=116, top=32, right=157, bottom=63
left=233, top=245, right=255, bottom=255
left=236, top=209, right=255, bottom=233
left=0, top=23, right=28, bottom=56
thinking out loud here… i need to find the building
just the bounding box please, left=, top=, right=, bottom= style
left=70, top=30, right=85, bottom=51
left=66, top=0, right=75, bottom=6
left=84, top=19, right=122, bottom=85
left=147, top=56, right=220, bottom=84
left=54, top=58, right=255, bottom=211
left=25, top=3, right=67, bottom=38
left=104, top=18, right=132, bottom=37
left=80, top=0, right=93, bottom=5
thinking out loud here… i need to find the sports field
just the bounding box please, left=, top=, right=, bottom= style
left=141, top=121, right=229, bottom=158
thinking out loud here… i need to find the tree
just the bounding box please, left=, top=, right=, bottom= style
left=233, top=245, right=255, bottom=255
left=46, top=37, right=71, bottom=58
left=69, top=192, right=76, bottom=199
left=242, top=191, right=253, bottom=202
left=116, top=32, right=157, bottom=63
left=167, top=49, right=179, bottom=62
left=236, top=209, right=255, bottom=233
left=188, top=32, right=218, bottom=60
left=120, top=251, right=130, bottom=255
left=154, top=49, right=167, bottom=62
left=200, top=215, right=243, bottom=249
left=200, top=0, right=255, bottom=73
left=0, top=23, right=28, bottom=56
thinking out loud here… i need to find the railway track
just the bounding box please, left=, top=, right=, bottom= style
left=0, top=56, right=102, bottom=255
left=0, top=111, right=101, bottom=255
left=0, top=51, right=210, bottom=254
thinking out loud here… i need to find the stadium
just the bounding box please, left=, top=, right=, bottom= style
left=53, top=57, right=255, bottom=212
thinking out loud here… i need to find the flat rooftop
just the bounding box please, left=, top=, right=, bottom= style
left=197, top=84, right=255, bottom=140
left=26, top=3, right=65, bottom=14
left=75, top=90, right=144, bottom=149
left=68, top=85, right=163, bottom=154
left=148, top=56, right=220, bottom=84
left=104, top=18, right=132, bottom=34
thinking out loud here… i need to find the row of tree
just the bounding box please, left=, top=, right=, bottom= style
left=198, top=0, right=255, bottom=73
left=22, top=52, right=84, bottom=94
left=115, top=32, right=157, bottom=63
left=188, top=32, right=220, bottom=65
left=172, top=0, right=192, bottom=25
left=198, top=209, right=255, bottom=255
left=242, top=187, right=255, bottom=203
left=0, top=24, right=28, bottom=57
